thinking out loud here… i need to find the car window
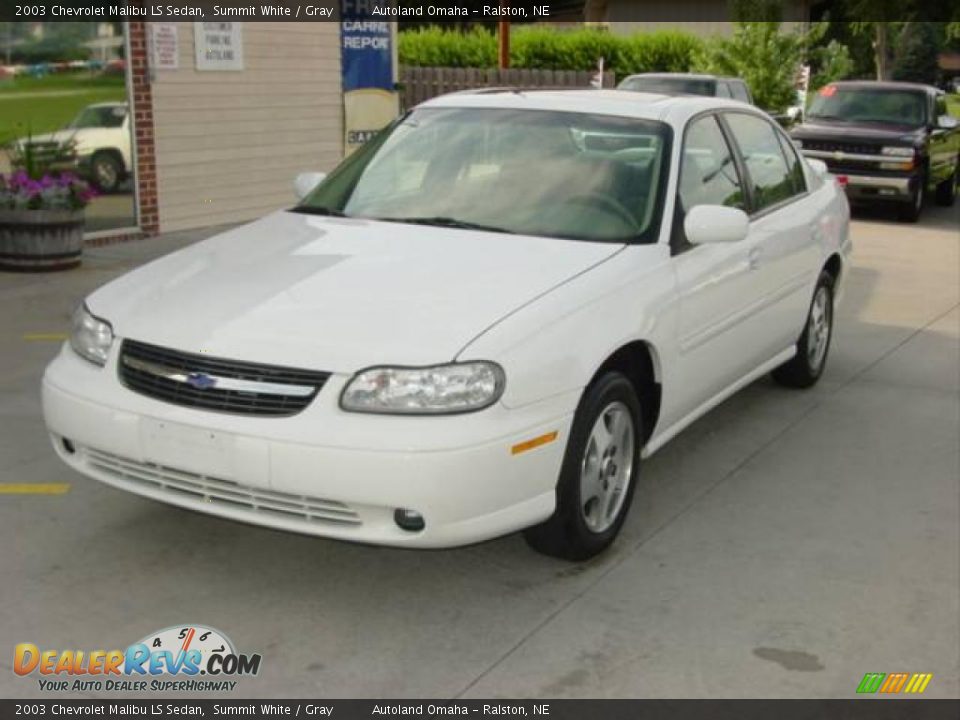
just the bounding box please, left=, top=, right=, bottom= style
left=618, top=76, right=716, bottom=96
left=935, top=95, right=947, bottom=119
left=678, top=115, right=745, bottom=215
left=723, top=112, right=799, bottom=213
left=775, top=131, right=806, bottom=195
left=716, top=81, right=732, bottom=99
left=808, top=86, right=927, bottom=127
left=69, top=106, right=126, bottom=130
left=301, top=108, right=671, bottom=244
left=729, top=81, right=751, bottom=104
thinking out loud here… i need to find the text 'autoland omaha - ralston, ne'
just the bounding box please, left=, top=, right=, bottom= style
left=371, top=4, right=549, bottom=18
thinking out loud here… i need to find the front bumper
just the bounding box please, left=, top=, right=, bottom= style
left=42, top=345, right=576, bottom=548
left=799, top=150, right=918, bottom=202
left=840, top=173, right=917, bottom=202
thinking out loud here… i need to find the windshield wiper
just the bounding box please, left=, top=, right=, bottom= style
left=807, top=114, right=850, bottom=122
left=291, top=206, right=348, bottom=217
left=373, top=216, right=515, bottom=234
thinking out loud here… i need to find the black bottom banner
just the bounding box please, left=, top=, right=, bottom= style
left=2, top=700, right=959, bottom=720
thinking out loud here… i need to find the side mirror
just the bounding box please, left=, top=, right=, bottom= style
left=806, top=158, right=829, bottom=178
left=293, top=171, right=326, bottom=201
left=937, top=114, right=959, bottom=130
left=684, top=205, right=749, bottom=245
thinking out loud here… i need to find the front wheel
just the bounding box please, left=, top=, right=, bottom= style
left=772, top=271, right=834, bottom=389
left=897, top=175, right=925, bottom=222
left=934, top=165, right=958, bottom=207
left=90, top=151, right=123, bottom=193
left=524, top=373, right=642, bottom=561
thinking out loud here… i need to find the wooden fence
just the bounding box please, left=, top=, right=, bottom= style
left=399, top=66, right=617, bottom=109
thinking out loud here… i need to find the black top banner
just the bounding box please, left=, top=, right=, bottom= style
left=0, top=0, right=954, bottom=23
left=0, top=700, right=959, bottom=720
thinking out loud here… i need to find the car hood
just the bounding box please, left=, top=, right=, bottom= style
left=88, top=211, right=623, bottom=373
left=792, top=119, right=925, bottom=145
left=24, top=129, right=76, bottom=145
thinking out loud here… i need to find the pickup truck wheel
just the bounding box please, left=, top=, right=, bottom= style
left=772, top=271, right=834, bottom=389
left=897, top=175, right=925, bottom=222
left=934, top=166, right=957, bottom=207
left=524, top=372, right=642, bottom=561
left=91, top=151, right=122, bottom=193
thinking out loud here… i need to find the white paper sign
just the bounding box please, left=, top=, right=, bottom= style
left=149, top=24, right=179, bottom=70
left=194, top=22, right=243, bottom=71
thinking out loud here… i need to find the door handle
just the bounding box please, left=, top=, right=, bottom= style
left=748, top=246, right=761, bottom=270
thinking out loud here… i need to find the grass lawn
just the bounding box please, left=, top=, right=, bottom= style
left=0, top=73, right=126, bottom=147
left=946, top=94, right=960, bottom=119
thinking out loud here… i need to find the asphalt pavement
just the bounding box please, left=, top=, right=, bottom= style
left=0, top=203, right=957, bottom=699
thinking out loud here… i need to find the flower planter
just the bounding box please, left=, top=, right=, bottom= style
left=0, top=209, right=84, bottom=272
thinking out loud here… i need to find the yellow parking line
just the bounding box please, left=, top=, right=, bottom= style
left=0, top=484, right=71, bottom=495
left=23, top=333, right=68, bottom=342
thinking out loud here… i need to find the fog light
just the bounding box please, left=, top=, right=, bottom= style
left=394, top=508, right=425, bottom=532
left=61, top=438, right=75, bottom=455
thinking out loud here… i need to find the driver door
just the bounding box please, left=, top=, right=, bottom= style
left=669, top=114, right=769, bottom=421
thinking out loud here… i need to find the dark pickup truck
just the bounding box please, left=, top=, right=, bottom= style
left=791, top=81, right=960, bottom=221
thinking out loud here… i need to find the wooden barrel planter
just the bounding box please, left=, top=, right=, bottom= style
left=0, top=209, right=84, bottom=272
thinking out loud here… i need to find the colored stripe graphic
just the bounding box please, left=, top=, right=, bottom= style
left=857, top=672, right=933, bottom=694
left=879, top=672, right=909, bottom=693
left=856, top=673, right=885, bottom=694
left=904, top=673, right=933, bottom=694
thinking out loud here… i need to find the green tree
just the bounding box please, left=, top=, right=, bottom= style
left=694, top=22, right=806, bottom=113
left=809, top=39, right=854, bottom=91
left=892, top=22, right=941, bottom=84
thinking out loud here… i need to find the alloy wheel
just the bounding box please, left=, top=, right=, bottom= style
left=579, top=401, right=635, bottom=534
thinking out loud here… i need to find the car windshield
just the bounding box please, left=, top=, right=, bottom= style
left=619, top=77, right=715, bottom=96
left=296, top=107, right=671, bottom=243
left=69, top=106, right=126, bottom=129
left=807, top=87, right=928, bottom=127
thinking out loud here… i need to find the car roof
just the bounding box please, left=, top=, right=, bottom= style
left=419, top=88, right=759, bottom=124
left=826, top=80, right=940, bottom=95
left=622, top=73, right=718, bottom=80
left=619, top=73, right=746, bottom=83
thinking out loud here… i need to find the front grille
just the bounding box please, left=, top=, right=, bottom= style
left=83, top=446, right=361, bottom=526
left=802, top=140, right=881, bottom=156
left=119, top=339, right=329, bottom=417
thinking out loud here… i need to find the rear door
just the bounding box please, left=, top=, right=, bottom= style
left=721, top=111, right=823, bottom=357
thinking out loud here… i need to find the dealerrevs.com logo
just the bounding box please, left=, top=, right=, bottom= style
left=14, top=625, right=262, bottom=693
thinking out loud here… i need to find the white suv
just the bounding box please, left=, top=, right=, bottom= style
left=16, top=102, right=131, bottom=192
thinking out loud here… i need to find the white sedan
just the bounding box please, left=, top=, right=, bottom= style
left=43, top=90, right=850, bottom=560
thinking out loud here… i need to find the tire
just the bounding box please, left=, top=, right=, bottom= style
left=934, top=165, right=958, bottom=207
left=524, top=372, right=642, bottom=561
left=772, top=271, right=835, bottom=389
left=90, top=151, right=123, bottom=193
left=897, top=175, right=924, bottom=222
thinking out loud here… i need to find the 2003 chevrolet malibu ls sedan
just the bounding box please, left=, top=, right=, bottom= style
left=43, top=90, right=850, bottom=560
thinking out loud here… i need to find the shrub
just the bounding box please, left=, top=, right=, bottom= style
left=398, top=26, right=497, bottom=68
left=617, top=32, right=704, bottom=75
left=399, top=26, right=703, bottom=79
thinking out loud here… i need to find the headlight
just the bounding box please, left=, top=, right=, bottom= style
left=69, top=303, right=113, bottom=366
left=340, top=362, right=505, bottom=415
left=881, top=146, right=914, bottom=157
